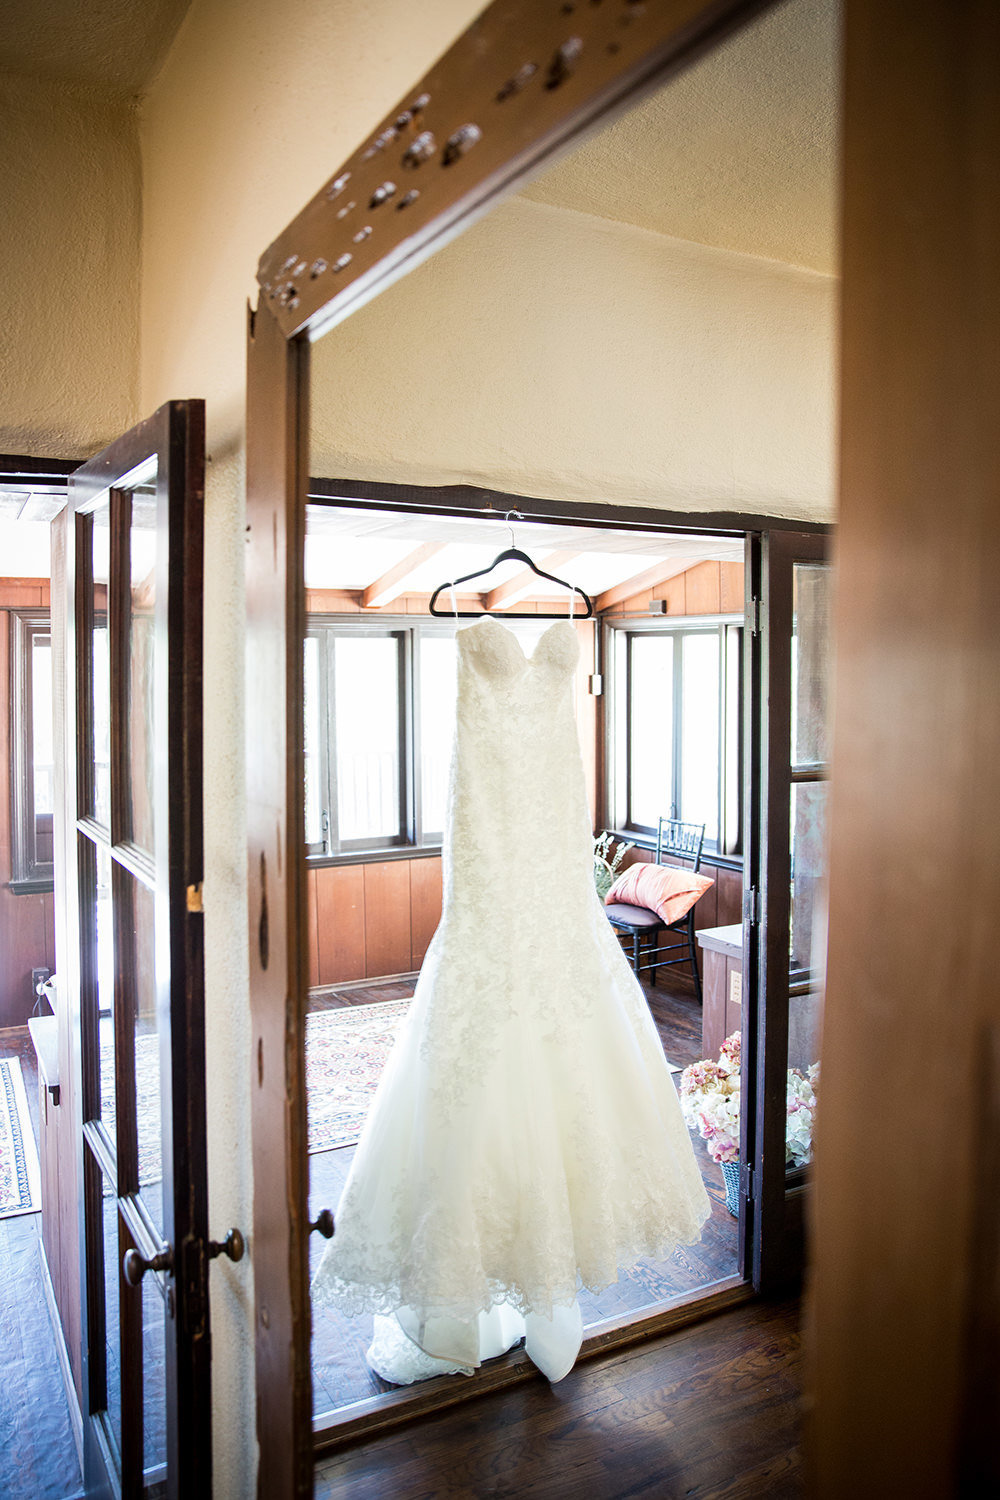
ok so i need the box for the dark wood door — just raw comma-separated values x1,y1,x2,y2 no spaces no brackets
745,528,831,1291
64,402,210,1498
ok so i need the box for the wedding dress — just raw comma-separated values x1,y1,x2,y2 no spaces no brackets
312,617,711,1383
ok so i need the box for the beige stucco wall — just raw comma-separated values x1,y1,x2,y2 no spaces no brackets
311,194,837,520
137,3,482,1494
0,73,140,457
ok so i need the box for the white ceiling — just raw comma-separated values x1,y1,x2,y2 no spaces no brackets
521,0,840,274
304,505,743,603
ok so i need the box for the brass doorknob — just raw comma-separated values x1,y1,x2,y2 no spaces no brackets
123,1246,173,1286
208,1228,246,1263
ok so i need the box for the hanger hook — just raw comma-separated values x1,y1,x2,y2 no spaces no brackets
503,508,523,549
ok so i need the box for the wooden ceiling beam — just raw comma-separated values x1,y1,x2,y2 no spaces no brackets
594,557,696,613
361,541,445,608
483,550,581,611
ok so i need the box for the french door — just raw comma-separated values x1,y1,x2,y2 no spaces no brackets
746,529,831,1290
63,403,215,1498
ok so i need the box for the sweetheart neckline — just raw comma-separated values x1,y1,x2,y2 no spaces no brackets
457,616,576,666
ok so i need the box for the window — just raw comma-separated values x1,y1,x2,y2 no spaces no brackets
305,617,547,856
308,617,538,858
9,609,54,889
606,618,742,855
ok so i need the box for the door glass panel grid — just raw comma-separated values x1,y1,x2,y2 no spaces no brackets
125,478,159,859
78,831,115,1146
69,402,207,1498
785,560,831,1184
76,506,111,832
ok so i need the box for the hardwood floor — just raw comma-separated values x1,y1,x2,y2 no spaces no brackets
314,1295,803,1499
308,972,740,1416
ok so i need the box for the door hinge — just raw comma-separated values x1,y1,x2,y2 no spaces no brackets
742,1162,756,1201
186,882,204,914
749,597,761,636
744,886,760,925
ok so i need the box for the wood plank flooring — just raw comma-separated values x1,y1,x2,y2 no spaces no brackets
314,1295,803,1499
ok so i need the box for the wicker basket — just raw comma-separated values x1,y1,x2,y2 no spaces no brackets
720,1159,741,1218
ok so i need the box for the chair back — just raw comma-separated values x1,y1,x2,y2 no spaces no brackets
656,817,705,872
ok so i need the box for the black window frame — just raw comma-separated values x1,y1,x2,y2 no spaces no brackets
603,612,744,858
9,606,55,892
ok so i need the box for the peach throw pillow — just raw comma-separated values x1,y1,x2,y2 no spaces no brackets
604,863,714,924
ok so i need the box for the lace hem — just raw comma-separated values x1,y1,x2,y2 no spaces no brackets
311,1216,711,1323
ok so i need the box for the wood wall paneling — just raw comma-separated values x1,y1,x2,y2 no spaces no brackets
657,571,689,615
617,560,743,618
409,858,443,971
362,861,412,978
315,864,366,985
306,868,320,988
720,561,744,614
683,561,722,615
715,865,743,927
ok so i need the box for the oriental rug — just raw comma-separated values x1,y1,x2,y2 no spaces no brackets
307,1000,410,1155
0,1057,41,1219
97,1000,411,1190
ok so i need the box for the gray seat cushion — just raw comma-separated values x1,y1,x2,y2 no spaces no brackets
605,902,662,930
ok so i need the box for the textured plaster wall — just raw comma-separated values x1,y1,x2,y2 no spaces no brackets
0,73,140,457
137,2,482,1494
311,195,837,521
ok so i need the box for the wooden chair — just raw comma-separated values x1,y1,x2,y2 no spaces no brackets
605,818,707,1002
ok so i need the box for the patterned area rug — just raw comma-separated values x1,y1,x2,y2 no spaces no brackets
94,1001,410,1188
307,1000,410,1154
100,1033,162,1190
0,1057,41,1219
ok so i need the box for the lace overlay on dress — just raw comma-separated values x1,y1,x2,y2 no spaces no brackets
312,618,711,1373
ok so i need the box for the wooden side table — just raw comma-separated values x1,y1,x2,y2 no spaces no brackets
696,924,743,1060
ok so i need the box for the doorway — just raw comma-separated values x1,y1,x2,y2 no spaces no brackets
244,0,838,1480
299,499,753,1422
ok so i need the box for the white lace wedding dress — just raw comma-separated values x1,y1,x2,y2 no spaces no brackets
312,617,710,1384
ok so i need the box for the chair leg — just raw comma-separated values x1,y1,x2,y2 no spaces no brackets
687,912,703,1005
632,931,641,975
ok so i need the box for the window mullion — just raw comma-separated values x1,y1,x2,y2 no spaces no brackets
672,631,683,823
409,627,423,846
400,629,415,846
324,630,340,855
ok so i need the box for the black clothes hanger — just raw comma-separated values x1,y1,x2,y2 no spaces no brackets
429,547,594,619
428,512,594,620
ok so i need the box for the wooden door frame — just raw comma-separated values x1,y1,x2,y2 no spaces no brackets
245,0,803,1491
751,528,829,1291
63,402,209,1498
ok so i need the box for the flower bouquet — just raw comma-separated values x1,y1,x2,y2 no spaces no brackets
679,1032,820,1212
593,831,634,901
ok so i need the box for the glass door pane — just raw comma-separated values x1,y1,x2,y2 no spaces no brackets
750,529,830,1290
91,500,112,829
629,633,674,829
127,479,159,856
333,634,403,842
67,403,209,1497
792,561,833,768
680,632,720,841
